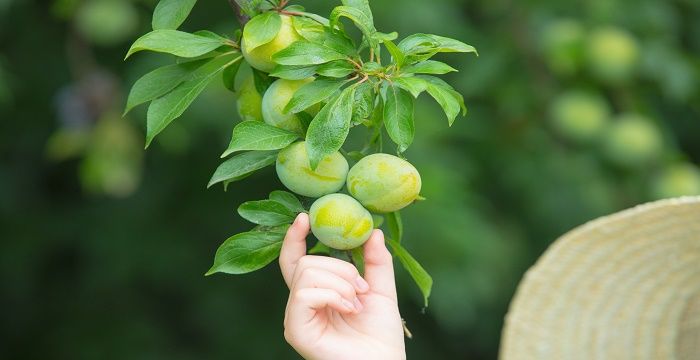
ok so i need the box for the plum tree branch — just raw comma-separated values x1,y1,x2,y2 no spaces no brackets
227,0,250,26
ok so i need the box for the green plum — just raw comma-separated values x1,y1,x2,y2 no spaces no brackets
586,27,639,83
75,0,139,46
262,78,319,134
309,193,374,250
241,14,301,72
540,19,585,75
651,163,700,199
347,153,422,213
602,114,664,168
276,141,348,198
550,90,610,143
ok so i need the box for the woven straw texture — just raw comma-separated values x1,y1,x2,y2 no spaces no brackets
500,197,700,360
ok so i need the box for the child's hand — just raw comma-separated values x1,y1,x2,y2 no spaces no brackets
279,213,406,360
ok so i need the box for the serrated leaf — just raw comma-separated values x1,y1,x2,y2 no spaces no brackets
125,30,227,59
383,85,414,153
329,6,377,49
238,200,297,226
421,76,464,125
242,11,282,52
208,150,278,188
398,33,477,63
402,60,457,75
272,40,347,65
392,76,427,98
386,238,432,307
145,55,241,146
385,211,403,243
352,81,374,124
284,78,347,114
222,121,299,157
316,60,355,78
269,64,318,80
383,40,405,66
152,0,197,30
306,86,356,169
124,59,205,115
206,227,288,275
269,190,305,213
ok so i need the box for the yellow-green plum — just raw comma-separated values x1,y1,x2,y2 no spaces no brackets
76,0,138,46
309,193,374,250
540,19,585,75
650,163,700,199
603,114,663,168
347,153,422,213
586,27,639,83
241,14,301,72
276,141,349,198
550,90,610,143
262,78,319,134
235,65,263,121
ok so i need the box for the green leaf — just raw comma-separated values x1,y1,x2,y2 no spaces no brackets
309,241,330,255
125,30,227,59
385,211,403,243
242,11,282,52
152,0,197,30
402,60,457,75
222,58,242,92
269,64,318,80
306,86,356,169
398,33,477,63
234,0,264,18
386,238,432,307
146,55,241,147
293,16,356,56
383,40,405,66
238,200,297,226
222,121,299,157
329,6,377,49
124,60,204,115
206,227,288,275
316,60,355,78
252,68,274,94
392,76,427,98
421,76,464,125
284,78,347,114
269,190,305,213
351,81,374,124
341,0,374,23
351,247,365,274
383,85,414,153
208,150,278,188
272,40,347,66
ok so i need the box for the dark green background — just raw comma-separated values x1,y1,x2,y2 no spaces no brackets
2,0,699,358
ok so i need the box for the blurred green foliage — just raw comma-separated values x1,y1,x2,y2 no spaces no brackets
1,0,699,359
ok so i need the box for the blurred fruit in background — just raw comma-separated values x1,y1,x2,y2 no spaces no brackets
650,163,700,200
75,0,139,46
549,90,610,143
586,27,639,84
602,114,664,169
234,64,264,122
539,19,585,76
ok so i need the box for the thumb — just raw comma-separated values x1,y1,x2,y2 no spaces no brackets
279,213,310,288
362,229,397,301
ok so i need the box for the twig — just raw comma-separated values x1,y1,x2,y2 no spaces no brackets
227,0,250,26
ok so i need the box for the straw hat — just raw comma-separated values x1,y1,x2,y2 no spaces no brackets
500,196,700,360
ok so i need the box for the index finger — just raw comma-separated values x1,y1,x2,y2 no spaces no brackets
279,213,310,288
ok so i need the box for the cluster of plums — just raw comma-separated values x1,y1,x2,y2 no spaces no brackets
235,14,422,250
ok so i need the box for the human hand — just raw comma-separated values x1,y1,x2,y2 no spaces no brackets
279,213,406,360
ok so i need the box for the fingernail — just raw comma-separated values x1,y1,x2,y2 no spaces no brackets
341,298,354,311
293,213,302,225
353,297,363,312
356,276,370,292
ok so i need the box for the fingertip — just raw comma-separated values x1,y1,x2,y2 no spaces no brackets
363,229,391,263
294,212,309,229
